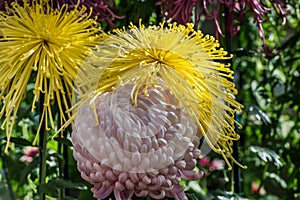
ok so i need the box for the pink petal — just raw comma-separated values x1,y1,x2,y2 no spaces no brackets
114,190,134,200
93,186,113,199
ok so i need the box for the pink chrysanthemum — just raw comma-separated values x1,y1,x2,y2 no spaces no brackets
54,0,122,27
157,0,288,44
72,84,204,199
0,0,121,27
69,21,245,199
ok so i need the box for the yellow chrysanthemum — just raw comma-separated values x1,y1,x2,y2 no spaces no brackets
0,0,102,153
74,21,246,170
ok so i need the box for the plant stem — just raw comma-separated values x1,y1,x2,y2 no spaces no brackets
39,94,47,200
63,132,70,196
39,129,47,200
0,144,15,200
60,82,71,197
58,142,63,200
258,163,268,193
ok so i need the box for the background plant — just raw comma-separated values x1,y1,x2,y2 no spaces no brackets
0,0,299,200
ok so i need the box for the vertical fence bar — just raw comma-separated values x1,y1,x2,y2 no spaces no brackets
224,6,241,194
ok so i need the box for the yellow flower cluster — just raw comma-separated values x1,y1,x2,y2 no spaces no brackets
74,21,245,169
0,0,102,153
0,1,244,169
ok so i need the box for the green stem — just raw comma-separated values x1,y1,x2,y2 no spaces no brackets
39,129,47,200
0,144,15,200
258,163,269,191
63,138,70,196
39,93,47,200
57,142,63,200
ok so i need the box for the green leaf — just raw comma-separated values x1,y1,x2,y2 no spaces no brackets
62,196,78,200
185,191,207,200
188,181,204,194
212,190,249,200
23,175,37,200
249,146,282,167
53,137,73,147
46,179,87,190
232,48,257,57
19,157,39,187
265,172,287,188
247,105,271,124
48,152,64,161
39,182,58,197
1,137,32,146
40,179,88,198
258,195,280,200
272,68,286,83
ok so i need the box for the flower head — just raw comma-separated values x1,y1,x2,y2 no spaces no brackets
157,0,288,44
53,0,122,27
73,84,204,199
71,21,245,199
0,0,122,27
74,21,244,169
0,0,101,153
251,182,266,196
209,158,225,171
200,156,210,166
200,157,225,171
20,146,39,164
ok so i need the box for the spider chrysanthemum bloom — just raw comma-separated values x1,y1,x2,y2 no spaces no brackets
72,21,245,199
0,0,102,153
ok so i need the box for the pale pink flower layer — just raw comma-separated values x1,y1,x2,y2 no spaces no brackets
72,84,204,199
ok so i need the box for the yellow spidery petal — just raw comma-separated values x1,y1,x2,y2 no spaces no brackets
72,20,246,169
0,0,103,153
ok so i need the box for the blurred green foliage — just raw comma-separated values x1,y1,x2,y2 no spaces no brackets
0,0,299,200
